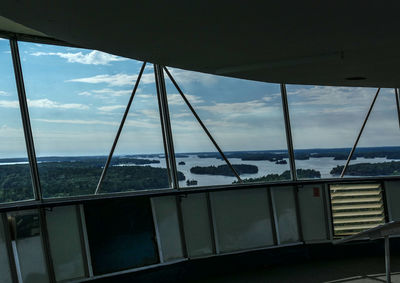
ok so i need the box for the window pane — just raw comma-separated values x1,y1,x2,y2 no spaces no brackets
334,89,400,177
19,42,167,197
165,68,290,188
0,38,34,203
100,67,170,193
287,85,377,179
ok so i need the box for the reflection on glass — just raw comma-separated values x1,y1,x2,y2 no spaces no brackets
19,42,167,197
0,39,34,203
165,68,290,188
287,85,379,179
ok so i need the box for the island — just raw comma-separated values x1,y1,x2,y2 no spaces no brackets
186,179,198,186
275,160,287,165
178,161,186,165
235,169,321,183
331,161,400,176
190,164,258,176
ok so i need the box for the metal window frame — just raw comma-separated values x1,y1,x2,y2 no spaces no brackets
9,39,42,201
280,83,297,181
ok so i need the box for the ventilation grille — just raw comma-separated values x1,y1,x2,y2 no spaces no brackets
330,183,386,238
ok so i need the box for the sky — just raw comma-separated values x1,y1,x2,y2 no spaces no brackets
0,38,399,158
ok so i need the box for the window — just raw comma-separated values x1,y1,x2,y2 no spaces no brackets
165,68,290,188
0,38,34,203
19,42,169,197
287,85,379,179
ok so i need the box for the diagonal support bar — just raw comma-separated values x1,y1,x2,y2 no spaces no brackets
395,88,400,129
280,83,297,180
95,62,147,194
163,67,242,182
340,88,380,177
154,64,179,189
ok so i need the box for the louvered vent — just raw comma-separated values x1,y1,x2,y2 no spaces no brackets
330,183,386,238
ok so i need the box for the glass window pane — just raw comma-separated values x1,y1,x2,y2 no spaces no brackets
165,68,290,188
100,67,170,193
84,198,158,275
287,85,377,179
334,89,400,177
19,42,167,197
0,38,34,203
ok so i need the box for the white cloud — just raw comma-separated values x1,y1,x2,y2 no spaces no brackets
0,91,10,97
78,91,92,96
167,93,204,105
31,50,128,65
0,100,19,108
92,88,131,97
98,105,126,112
27,99,89,110
197,100,276,117
34,118,118,126
167,68,219,86
68,73,154,86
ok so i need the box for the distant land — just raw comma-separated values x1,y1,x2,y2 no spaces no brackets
190,164,258,176
331,161,400,176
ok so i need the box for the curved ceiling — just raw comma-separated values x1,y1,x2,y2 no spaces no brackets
1,1,400,87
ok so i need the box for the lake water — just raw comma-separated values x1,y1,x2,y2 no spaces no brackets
134,155,398,187
1,155,397,188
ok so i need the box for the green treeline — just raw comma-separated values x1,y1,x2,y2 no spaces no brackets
236,169,321,183
331,161,400,176
190,164,258,176
0,162,185,203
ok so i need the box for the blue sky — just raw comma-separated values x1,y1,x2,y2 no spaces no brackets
0,38,399,158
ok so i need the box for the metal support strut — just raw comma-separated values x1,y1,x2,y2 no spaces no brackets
10,39,43,200
154,65,180,189
395,88,400,129
95,62,147,194
341,88,380,178
280,83,297,180
163,67,242,182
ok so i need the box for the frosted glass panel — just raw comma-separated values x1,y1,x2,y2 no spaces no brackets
152,196,184,261
0,215,12,283
212,188,274,253
272,186,300,244
46,206,86,281
10,210,49,283
181,193,213,257
298,185,328,242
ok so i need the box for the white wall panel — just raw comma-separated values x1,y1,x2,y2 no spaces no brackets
212,188,274,253
152,196,184,261
10,210,49,283
46,206,86,281
272,186,300,244
181,193,213,258
0,215,12,283
298,185,328,242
